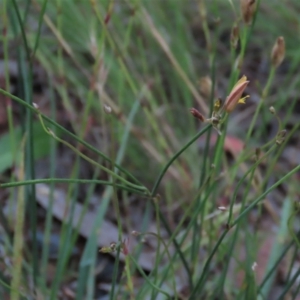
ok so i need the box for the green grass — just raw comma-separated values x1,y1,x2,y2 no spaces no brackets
0,0,300,299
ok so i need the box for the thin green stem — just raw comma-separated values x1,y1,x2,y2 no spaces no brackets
31,0,48,62
10,137,25,300
227,144,277,225
233,165,300,226
129,255,171,299
0,88,142,186
278,266,300,300
0,178,148,195
36,108,147,192
257,234,298,295
246,67,276,142
190,229,229,299
288,205,300,249
150,124,211,290
190,163,300,297
11,0,39,289
151,124,211,196
11,0,30,62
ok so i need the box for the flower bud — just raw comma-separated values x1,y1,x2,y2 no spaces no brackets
190,108,205,122
240,0,256,25
271,36,285,68
269,106,276,114
224,75,249,113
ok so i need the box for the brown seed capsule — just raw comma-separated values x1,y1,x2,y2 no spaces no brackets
276,129,287,145
199,76,212,99
230,24,239,49
271,36,285,68
240,0,256,25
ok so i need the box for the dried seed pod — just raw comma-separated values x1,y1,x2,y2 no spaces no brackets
230,24,239,49
276,129,287,145
271,36,285,68
240,0,256,25
199,76,212,99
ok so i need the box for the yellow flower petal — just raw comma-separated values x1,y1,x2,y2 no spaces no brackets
214,98,222,112
238,95,249,104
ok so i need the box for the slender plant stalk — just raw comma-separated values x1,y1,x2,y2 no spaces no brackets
11,0,39,288
129,255,171,298
40,81,57,293
36,108,147,192
277,266,300,300
31,0,48,62
0,88,142,185
227,144,277,225
0,178,148,195
190,163,300,298
151,124,211,290
246,66,276,143
257,237,295,293
10,137,26,300
151,125,211,196
1,0,16,242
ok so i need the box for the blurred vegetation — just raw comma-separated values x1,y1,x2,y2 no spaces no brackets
0,0,300,299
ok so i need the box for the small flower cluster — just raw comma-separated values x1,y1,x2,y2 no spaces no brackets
191,75,250,134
